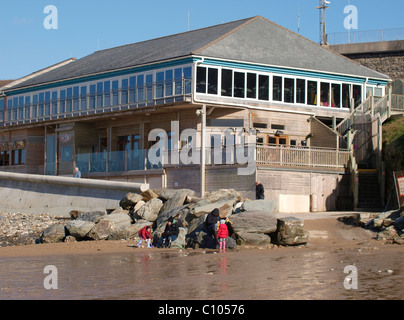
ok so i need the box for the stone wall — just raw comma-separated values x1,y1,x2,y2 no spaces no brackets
344,52,404,81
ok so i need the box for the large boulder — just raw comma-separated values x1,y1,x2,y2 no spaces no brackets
88,219,116,240
96,212,132,230
274,217,310,246
231,210,277,234
157,188,196,201
109,220,152,240
236,232,272,246
134,198,163,222
77,211,106,222
65,220,96,240
159,189,195,214
170,227,187,248
197,189,242,205
141,189,159,202
193,199,236,218
119,192,143,210
41,224,66,243
241,200,278,214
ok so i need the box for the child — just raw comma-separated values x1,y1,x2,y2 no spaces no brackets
216,219,229,253
137,225,152,248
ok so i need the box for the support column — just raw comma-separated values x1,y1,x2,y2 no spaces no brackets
200,104,206,197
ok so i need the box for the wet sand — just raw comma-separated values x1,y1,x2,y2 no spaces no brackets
0,218,403,300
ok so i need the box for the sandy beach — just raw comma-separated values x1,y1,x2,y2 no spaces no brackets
0,214,403,300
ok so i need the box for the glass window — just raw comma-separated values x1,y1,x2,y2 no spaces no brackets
307,81,317,106
45,92,51,116
234,72,245,98
174,68,183,95
165,69,173,96
284,78,295,103
331,83,341,108
112,80,119,105
61,145,73,162
247,73,257,99
90,84,96,109
258,75,269,101
183,67,192,94
25,96,31,119
129,77,136,103
96,82,104,108
208,68,218,95
221,69,233,97
104,81,111,107
0,99,4,122
342,84,351,109
59,91,65,113
196,67,206,93
39,93,44,116
353,85,362,108
296,79,306,104
374,87,383,97
80,86,87,110
273,76,282,102
366,86,373,98
66,88,72,112
51,92,57,114
156,72,165,98
146,74,153,101
73,86,79,111
320,82,330,107
121,79,128,105
137,75,144,102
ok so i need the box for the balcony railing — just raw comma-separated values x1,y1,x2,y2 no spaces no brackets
1,78,192,126
75,144,351,175
256,144,351,170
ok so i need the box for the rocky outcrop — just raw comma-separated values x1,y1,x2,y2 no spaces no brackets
30,187,311,249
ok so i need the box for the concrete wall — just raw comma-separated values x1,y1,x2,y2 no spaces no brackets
0,172,149,217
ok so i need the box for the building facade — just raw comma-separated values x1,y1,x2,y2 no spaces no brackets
0,16,392,211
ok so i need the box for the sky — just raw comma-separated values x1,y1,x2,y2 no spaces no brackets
1,0,404,80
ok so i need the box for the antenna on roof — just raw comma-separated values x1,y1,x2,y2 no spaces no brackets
188,10,190,31
316,0,330,45
298,4,301,34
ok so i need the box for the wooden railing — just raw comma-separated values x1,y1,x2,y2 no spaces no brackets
256,144,350,170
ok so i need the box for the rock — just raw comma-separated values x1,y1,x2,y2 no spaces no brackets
377,226,398,241
88,220,116,240
41,224,66,243
64,235,77,243
198,189,242,205
274,217,309,246
141,189,159,202
170,227,187,248
236,232,272,246
231,210,278,234
157,188,196,201
77,211,106,222
96,213,132,230
193,199,236,218
155,205,191,236
159,189,195,214
65,220,96,240
134,198,163,222
241,200,278,214
69,210,82,219
119,192,143,210
133,200,145,213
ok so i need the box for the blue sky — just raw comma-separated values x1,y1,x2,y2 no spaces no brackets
1,0,404,79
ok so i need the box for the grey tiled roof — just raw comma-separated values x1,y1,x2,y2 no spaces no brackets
6,16,389,92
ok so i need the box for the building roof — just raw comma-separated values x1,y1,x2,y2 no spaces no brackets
0,80,14,90
5,16,389,92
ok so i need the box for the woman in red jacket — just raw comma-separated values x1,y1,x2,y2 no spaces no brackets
216,219,229,253
137,225,152,248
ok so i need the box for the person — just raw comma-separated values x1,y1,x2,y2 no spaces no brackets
216,219,229,253
256,181,265,200
73,167,81,178
137,225,152,248
206,208,220,239
160,217,179,248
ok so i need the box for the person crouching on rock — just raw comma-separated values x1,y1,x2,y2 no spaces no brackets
137,225,152,248
160,217,179,248
206,208,220,240
217,219,229,253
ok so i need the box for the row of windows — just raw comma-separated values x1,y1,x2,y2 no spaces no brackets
0,67,192,122
0,149,25,166
196,66,383,109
